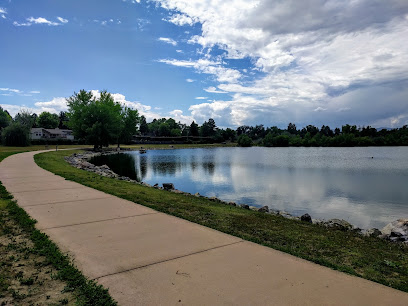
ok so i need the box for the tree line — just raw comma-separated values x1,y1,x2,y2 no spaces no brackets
0,106,71,146
1,89,407,148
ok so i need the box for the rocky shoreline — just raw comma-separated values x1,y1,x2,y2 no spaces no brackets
64,150,408,244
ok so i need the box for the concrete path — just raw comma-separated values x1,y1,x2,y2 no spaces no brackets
1,151,407,305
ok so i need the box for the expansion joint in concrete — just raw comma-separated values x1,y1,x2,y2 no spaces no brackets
94,240,244,281
13,186,88,194
42,212,160,230
23,196,113,207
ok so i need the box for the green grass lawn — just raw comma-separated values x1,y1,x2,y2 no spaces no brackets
35,149,408,293
0,144,91,162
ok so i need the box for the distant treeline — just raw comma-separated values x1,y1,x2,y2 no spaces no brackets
140,117,408,147
2,95,407,148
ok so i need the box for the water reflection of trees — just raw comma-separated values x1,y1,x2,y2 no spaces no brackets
149,155,183,176
91,151,218,181
202,155,215,175
142,154,216,177
91,153,140,181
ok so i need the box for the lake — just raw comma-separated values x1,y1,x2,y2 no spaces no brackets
90,147,408,229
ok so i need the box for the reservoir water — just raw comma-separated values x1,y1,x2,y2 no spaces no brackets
90,147,408,229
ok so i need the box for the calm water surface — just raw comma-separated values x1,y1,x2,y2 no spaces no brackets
91,147,408,229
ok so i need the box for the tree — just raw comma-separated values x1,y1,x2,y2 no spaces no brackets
190,121,199,136
1,122,30,146
0,106,12,130
237,125,250,136
287,123,297,134
159,122,171,136
38,111,59,129
58,111,69,129
263,132,274,147
248,125,265,140
14,110,36,129
237,134,252,147
222,128,236,142
139,115,148,135
320,125,333,137
32,113,39,128
200,118,217,137
67,90,122,149
118,107,139,146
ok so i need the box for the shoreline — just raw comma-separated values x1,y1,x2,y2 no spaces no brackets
65,149,408,243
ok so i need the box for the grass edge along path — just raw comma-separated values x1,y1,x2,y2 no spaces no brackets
0,150,117,305
35,150,408,293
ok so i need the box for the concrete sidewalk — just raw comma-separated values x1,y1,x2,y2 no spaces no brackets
1,151,407,305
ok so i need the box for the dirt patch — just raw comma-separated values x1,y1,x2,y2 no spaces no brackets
0,209,75,306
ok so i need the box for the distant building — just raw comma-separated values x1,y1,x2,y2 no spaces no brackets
30,128,74,140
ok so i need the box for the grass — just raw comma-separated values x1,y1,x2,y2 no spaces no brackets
0,181,117,305
0,145,117,305
35,149,408,293
0,144,90,162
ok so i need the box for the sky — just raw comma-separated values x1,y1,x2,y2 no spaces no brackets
1,0,408,129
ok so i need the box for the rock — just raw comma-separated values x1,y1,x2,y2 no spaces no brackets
300,213,312,223
209,197,219,202
171,189,184,194
381,219,408,239
153,183,159,189
278,211,294,219
228,202,236,206
258,206,269,213
250,206,258,211
365,228,382,238
312,219,324,225
163,183,175,190
325,219,353,231
352,227,363,235
194,192,201,197
240,204,250,210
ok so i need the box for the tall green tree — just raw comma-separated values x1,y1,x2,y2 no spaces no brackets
200,118,217,137
58,111,70,129
14,110,36,129
288,122,297,134
67,90,122,149
0,106,12,130
118,107,139,146
139,115,148,135
190,121,199,136
38,111,59,129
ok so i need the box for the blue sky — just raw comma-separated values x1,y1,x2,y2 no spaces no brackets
1,0,408,129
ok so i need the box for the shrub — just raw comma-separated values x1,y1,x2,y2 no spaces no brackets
237,134,252,147
1,123,30,146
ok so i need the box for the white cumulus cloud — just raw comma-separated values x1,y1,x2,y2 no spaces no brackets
152,0,408,128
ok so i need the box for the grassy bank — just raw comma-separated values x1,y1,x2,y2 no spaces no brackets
0,144,90,162
0,146,117,305
35,149,408,293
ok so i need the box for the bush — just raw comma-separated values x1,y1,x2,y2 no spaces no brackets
237,134,252,147
263,132,274,147
1,123,30,146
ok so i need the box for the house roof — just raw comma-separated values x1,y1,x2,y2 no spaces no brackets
31,128,72,134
